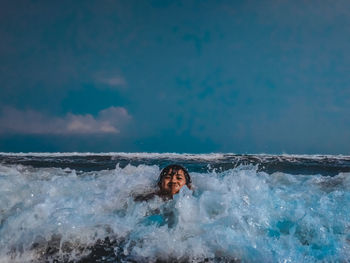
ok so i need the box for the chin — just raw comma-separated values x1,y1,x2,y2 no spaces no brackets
172,189,180,195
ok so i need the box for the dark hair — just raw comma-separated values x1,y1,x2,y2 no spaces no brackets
158,164,192,187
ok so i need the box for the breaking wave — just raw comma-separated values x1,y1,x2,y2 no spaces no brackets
0,153,350,262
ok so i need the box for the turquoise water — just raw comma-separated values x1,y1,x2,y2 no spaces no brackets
0,153,349,262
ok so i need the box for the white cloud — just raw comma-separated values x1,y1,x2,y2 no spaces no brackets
94,71,127,89
0,106,131,135
98,76,126,87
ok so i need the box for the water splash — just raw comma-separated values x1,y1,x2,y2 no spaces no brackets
0,160,350,262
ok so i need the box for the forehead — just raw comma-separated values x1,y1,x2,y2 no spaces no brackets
166,168,185,176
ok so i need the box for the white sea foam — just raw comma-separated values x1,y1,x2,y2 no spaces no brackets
0,163,350,262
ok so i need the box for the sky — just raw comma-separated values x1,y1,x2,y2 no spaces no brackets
0,0,350,154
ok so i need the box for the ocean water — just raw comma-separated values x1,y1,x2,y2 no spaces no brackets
0,153,350,263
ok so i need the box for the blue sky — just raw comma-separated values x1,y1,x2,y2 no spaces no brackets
0,0,350,154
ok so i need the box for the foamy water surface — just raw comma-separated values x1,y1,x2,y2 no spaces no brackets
0,153,350,262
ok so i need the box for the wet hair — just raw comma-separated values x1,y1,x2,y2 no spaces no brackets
157,164,192,188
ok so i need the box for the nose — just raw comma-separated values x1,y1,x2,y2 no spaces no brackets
170,175,177,183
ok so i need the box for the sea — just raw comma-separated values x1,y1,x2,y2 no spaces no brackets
0,152,350,263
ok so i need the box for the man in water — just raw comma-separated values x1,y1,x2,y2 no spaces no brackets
133,164,192,229
134,164,192,201
157,164,192,199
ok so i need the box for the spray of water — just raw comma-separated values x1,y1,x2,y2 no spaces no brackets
0,163,349,262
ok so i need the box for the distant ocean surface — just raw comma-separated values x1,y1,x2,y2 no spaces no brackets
1,152,350,262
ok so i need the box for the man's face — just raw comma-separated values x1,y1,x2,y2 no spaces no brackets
160,169,187,196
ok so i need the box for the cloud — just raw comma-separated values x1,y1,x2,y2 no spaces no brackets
94,71,127,89
98,76,127,87
0,106,132,135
